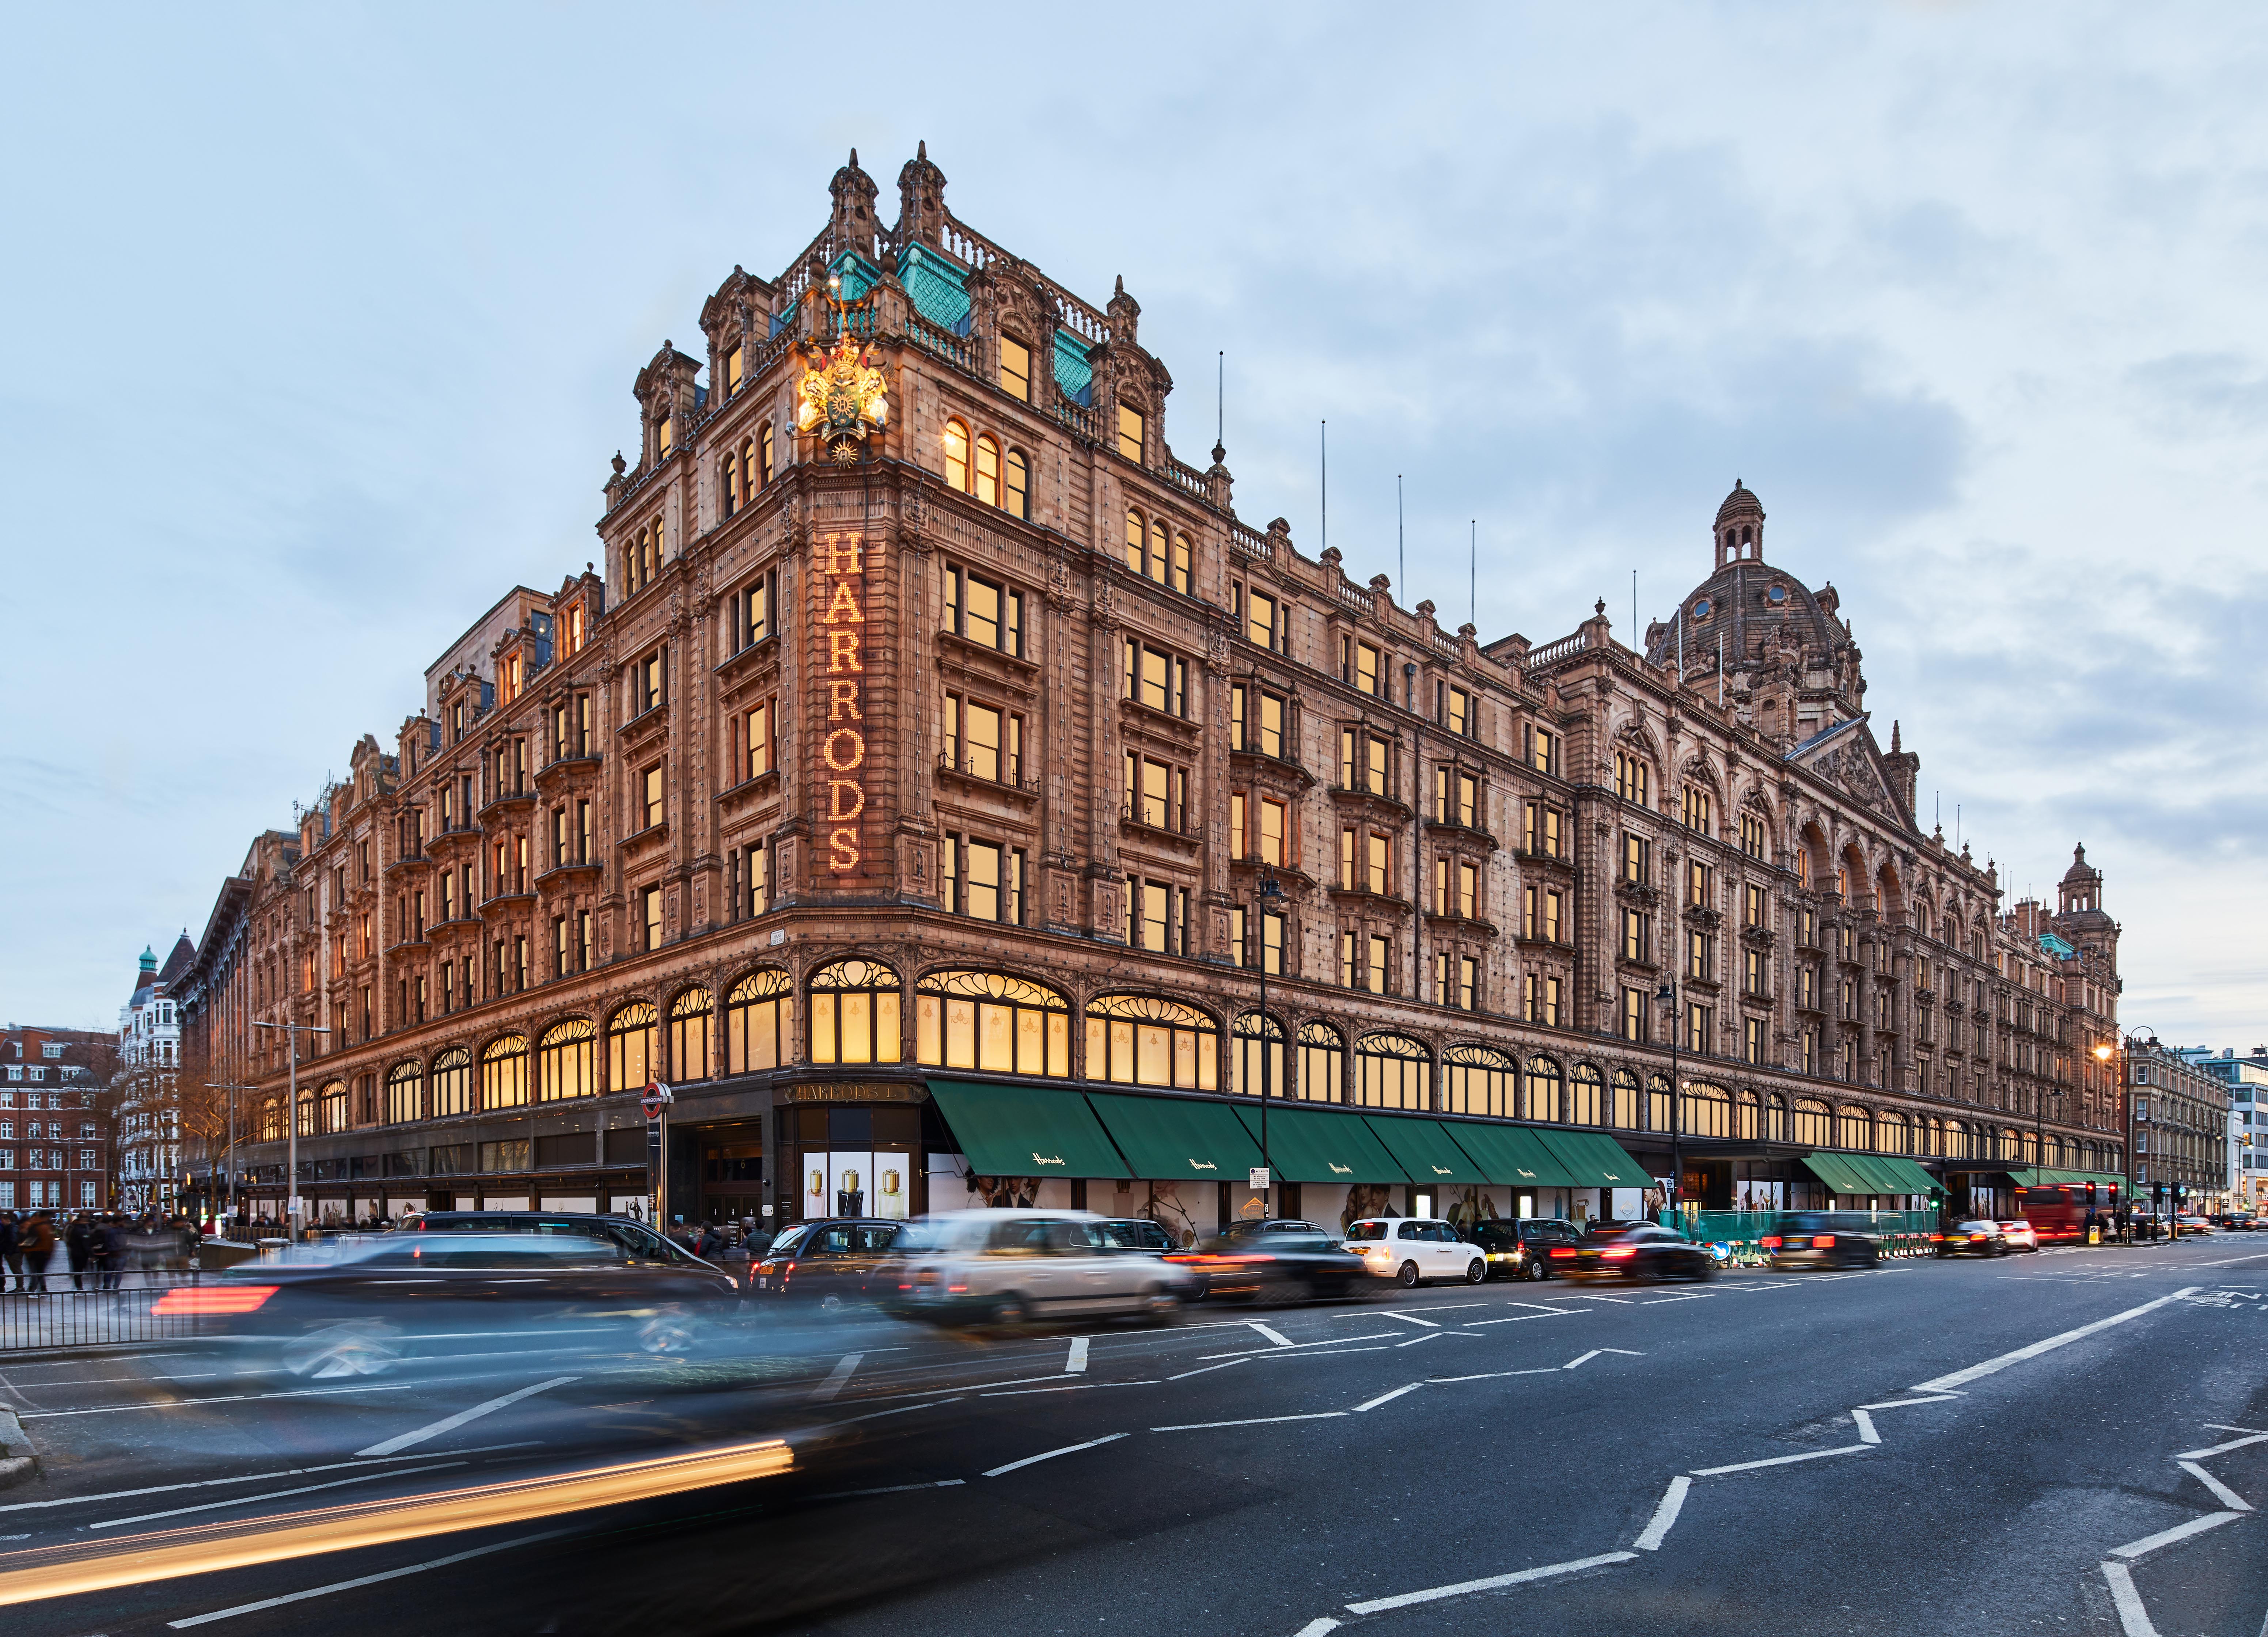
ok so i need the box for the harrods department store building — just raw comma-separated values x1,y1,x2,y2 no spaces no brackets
175,147,2128,1234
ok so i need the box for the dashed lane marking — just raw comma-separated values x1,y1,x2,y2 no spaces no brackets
165,1531,573,1629
0,1444,542,1515
1425,1369,1558,1383
1290,1621,1343,1637
1064,1337,1088,1375
811,1478,966,1500
1342,1551,1637,1615
1198,1333,1399,1360
980,1432,1127,1478
1851,1409,1881,1445
1468,1310,1578,1325
809,1354,863,1403
92,1461,471,1531
979,1381,1159,1397
1375,1312,1442,1329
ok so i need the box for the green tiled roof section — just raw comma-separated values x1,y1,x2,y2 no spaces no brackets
1054,327,1094,403
898,243,971,332
828,250,882,303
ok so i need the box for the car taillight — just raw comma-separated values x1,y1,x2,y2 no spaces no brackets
1603,1247,1634,1260
1811,1235,1835,1249
1760,1236,1782,1249
946,1283,968,1294
152,1285,277,1316
1548,1248,1574,1259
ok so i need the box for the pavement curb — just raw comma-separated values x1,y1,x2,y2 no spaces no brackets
0,1406,40,1490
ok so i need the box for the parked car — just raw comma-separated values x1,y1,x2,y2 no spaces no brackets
1549,1223,1714,1282
1936,1219,2009,1258
1996,1219,2040,1252
1761,1211,1882,1269
1097,1218,1182,1252
750,1218,913,1305
888,1209,1199,1325
1168,1225,1373,1301
161,1231,742,1378
1461,1218,1584,1281
1342,1218,1487,1287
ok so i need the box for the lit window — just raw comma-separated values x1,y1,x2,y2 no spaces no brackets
641,885,662,951
725,970,793,1073
943,419,970,491
608,1003,656,1089
1003,448,1029,519
758,423,775,485
809,958,903,1065
1117,404,1145,463
1085,993,1217,1089
917,970,1069,1077
642,764,664,830
1245,589,1277,648
974,434,1000,506
744,702,773,780
1000,337,1031,401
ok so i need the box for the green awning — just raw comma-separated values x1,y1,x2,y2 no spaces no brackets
1087,1091,1264,1183
1844,1154,1939,1195
1532,1128,1651,1189
1362,1116,1489,1185
924,1079,1130,1179
1802,1152,1876,1195
1233,1102,1407,1184
1442,1121,1580,1188
2011,1168,2127,1190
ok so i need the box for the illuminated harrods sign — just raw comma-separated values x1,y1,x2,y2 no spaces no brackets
818,530,879,874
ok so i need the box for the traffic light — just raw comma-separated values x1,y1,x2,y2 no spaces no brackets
2085,1181,2098,1208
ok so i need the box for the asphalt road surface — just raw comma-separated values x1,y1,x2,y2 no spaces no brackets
1,1235,2264,1636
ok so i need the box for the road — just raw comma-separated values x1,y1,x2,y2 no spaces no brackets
1,1236,2264,1635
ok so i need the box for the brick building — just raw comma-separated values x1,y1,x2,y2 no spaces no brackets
0,1023,112,1213
178,147,2123,1234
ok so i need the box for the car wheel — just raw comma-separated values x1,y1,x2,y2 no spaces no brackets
990,1294,1031,1328
1691,1256,1715,1282
282,1321,399,1379
636,1305,704,1356
1464,1258,1487,1284
1397,1260,1422,1288
1140,1283,1182,1323
1525,1258,1550,1282
817,1292,845,1314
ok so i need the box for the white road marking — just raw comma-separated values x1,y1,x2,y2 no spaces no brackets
1152,1412,1348,1431
1198,1333,1397,1360
1394,1333,1445,1348
2108,1509,2242,1559
354,1376,575,1459
809,1353,864,1402
1343,1550,1636,1614
1290,1621,1343,1637
2177,1460,2250,1511
2178,1432,2268,1459
1353,1382,1423,1412
1640,1293,1715,1304
0,1444,539,1515
981,1431,1128,1477
1632,1475,1690,1551
1403,1303,1489,1313
980,1380,1158,1397
23,1382,428,1418
1468,1311,1577,1326
2099,1560,2159,1637
1377,1312,1442,1329
1427,1368,1559,1383
1063,1337,1089,1375
840,1397,962,1424
812,1479,966,1499
1564,1351,1602,1369
2191,1252,2268,1266
2201,1423,2268,1435
1553,1292,1633,1304
1691,1444,1872,1477
1492,1300,1581,1315
1857,1395,1961,1411
92,1461,469,1530
1248,1322,1294,1348
1909,1288,2200,1392
166,1531,571,1627
1168,1359,1252,1381
1851,1409,1881,1445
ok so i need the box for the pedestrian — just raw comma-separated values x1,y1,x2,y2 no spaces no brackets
89,1215,115,1292
65,1212,92,1291
0,1210,19,1293
19,1211,57,1295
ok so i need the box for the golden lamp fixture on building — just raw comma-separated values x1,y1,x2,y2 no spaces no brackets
796,334,890,463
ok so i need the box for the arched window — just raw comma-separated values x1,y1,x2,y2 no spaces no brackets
1004,448,1029,519
1570,1063,1605,1126
537,1019,595,1101
1880,1110,1911,1155
810,958,903,1065
431,1047,472,1118
916,969,1070,1078
758,423,775,487
1610,1068,1641,1129
1171,531,1192,595
1085,993,1219,1090
607,1003,656,1091
1124,509,1145,574
1682,1081,1730,1139
974,434,1000,507
740,438,756,505
943,419,970,491
1837,1105,1871,1152
1767,1093,1789,1143
1148,519,1169,584
725,969,793,1074
1793,1098,1832,1147
670,987,713,1081
1298,1020,1345,1103
314,1079,346,1135
1231,1011,1286,1099
1526,1056,1565,1123
385,1060,422,1124
1648,1074,1673,1132
1734,1089,1760,1141
1354,1033,1431,1111
1443,1042,1516,1118
482,1034,528,1109
258,1097,282,1142
721,453,742,519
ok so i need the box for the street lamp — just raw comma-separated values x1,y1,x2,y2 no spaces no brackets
1256,874,1281,1215
1656,977,1682,1223
250,1019,330,1240
206,1078,260,1235
2094,1027,2159,1243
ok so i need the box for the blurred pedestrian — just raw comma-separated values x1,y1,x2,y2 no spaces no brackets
19,1212,56,1295
65,1212,92,1290
89,1215,116,1291
0,1210,20,1293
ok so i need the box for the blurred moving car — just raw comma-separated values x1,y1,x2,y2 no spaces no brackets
1760,1211,1882,1270
159,1231,741,1378
1097,1218,1180,1252
1167,1224,1372,1301
751,1218,913,1305
1549,1223,1714,1282
1935,1219,2009,1257
2212,1211,2258,1231
1342,1218,1486,1287
2176,1213,2214,1234
1461,1218,1582,1281
891,1209,1199,1325
1996,1219,2040,1252
394,1210,727,1273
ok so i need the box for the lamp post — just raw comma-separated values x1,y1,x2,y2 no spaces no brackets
205,1079,260,1235
1256,874,1281,1215
1657,977,1682,1224
2094,1026,2158,1244
250,1019,329,1240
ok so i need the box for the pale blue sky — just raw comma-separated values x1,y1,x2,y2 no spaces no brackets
4,3,2263,1044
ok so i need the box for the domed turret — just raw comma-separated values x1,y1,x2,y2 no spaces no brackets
1714,479,1764,568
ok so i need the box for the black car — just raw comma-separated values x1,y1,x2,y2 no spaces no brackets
1463,1218,1584,1281
751,1218,913,1305
395,1209,727,1273
161,1230,742,1378
1761,1211,1882,1270
1096,1217,1182,1252
1935,1219,2009,1258
1552,1223,1714,1283
1167,1222,1374,1301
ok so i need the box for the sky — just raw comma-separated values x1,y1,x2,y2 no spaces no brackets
3,2,2262,1046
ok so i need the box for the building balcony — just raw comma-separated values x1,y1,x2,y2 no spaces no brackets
939,751,1038,797
535,861,603,893
1423,816,1498,852
1329,784,1412,824
1423,910,1500,939
480,889,537,919
477,788,538,821
1120,804,1200,845
1229,744,1315,789
535,753,602,790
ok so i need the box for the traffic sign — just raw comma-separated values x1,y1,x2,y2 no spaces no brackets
1249,1167,1270,1190
641,1080,674,1121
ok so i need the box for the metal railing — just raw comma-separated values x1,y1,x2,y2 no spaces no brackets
0,1267,217,1353
1661,1208,1943,1264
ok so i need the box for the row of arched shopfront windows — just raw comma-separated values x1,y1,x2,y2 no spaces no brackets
260,959,2116,1174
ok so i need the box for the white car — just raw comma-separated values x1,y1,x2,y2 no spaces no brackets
1996,1219,2040,1252
1342,1218,1487,1287
890,1208,1199,1325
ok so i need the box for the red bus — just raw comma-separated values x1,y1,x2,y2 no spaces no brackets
2015,1183,2115,1244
